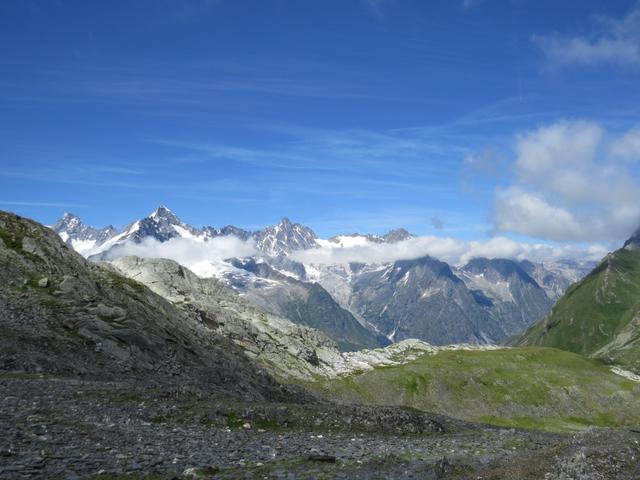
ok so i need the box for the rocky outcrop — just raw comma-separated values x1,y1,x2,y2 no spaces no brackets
110,256,346,380
0,210,306,402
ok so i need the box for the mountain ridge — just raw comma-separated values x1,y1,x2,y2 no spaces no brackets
52,206,594,347
0,209,307,401
515,230,640,373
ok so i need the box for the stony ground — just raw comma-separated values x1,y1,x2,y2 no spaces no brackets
1,375,640,479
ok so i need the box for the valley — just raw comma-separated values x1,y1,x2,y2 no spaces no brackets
3,209,640,478
54,206,594,348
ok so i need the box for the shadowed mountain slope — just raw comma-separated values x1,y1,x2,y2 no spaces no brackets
0,210,306,402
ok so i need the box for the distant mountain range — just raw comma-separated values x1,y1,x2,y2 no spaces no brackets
52,206,597,349
53,206,414,259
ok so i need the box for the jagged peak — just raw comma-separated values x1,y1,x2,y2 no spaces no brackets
385,227,410,236
328,228,412,244
53,212,84,231
149,204,172,216
383,228,413,242
267,217,316,236
148,205,181,224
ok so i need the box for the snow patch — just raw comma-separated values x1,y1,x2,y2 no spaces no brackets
610,366,640,383
172,224,206,243
328,235,372,248
70,239,97,256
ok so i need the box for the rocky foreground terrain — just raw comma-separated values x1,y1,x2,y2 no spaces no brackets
2,210,640,479
2,374,640,479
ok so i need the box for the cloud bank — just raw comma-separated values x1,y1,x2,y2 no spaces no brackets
290,235,607,267
100,230,608,270
105,235,257,265
492,120,640,242
533,4,640,68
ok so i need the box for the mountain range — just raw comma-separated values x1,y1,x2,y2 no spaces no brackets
4,208,640,478
0,210,302,401
52,206,596,349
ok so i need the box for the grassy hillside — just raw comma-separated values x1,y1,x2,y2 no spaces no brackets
516,249,640,373
308,347,640,432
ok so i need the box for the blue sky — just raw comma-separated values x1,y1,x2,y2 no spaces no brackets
1,0,640,247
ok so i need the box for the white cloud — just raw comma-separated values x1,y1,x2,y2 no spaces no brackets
107,235,257,266
533,4,640,68
493,188,585,241
461,237,607,265
94,218,609,271
514,121,603,199
291,235,606,267
101,230,607,271
491,120,640,242
610,125,640,160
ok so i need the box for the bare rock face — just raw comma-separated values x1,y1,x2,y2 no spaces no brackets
52,212,117,253
225,257,389,352
110,257,452,381
0,210,307,402
109,256,346,381
253,217,319,256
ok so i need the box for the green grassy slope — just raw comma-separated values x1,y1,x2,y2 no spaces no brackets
308,347,640,432
515,249,640,373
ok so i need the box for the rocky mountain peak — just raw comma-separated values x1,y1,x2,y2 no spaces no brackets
219,225,251,240
52,212,117,252
255,218,318,256
462,257,538,286
61,211,80,222
328,228,413,245
149,205,181,225
383,228,413,243
53,212,83,231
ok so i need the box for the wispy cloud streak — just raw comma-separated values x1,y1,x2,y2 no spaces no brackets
533,4,640,68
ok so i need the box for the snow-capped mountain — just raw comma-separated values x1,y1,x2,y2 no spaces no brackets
51,205,595,347
56,206,413,260
326,228,413,247
107,205,217,245
299,256,552,344
254,217,319,257
87,206,221,258
52,213,118,255
59,207,320,259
